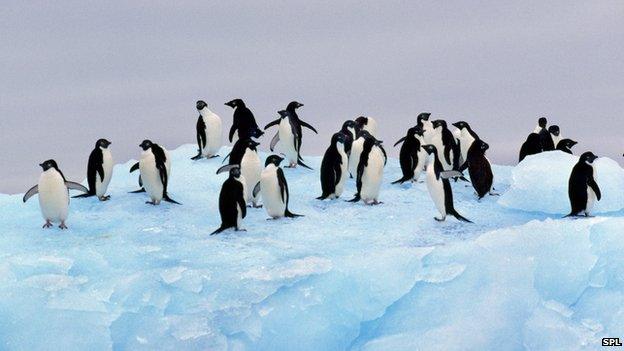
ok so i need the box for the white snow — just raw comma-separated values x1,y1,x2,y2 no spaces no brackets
1,144,623,350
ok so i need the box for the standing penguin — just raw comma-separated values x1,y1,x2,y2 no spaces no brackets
519,133,543,162
339,120,357,155
392,126,427,184
192,100,222,160
431,120,460,171
212,165,247,234
225,99,263,143
536,117,555,151
452,121,480,169
355,116,378,137
223,138,262,207
138,140,180,205
265,108,314,169
422,145,472,222
465,139,495,199
556,139,577,154
23,160,89,229
317,132,349,199
566,152,601,217
548,125,562,149
73,138,113,201
348,135,386,205
253,155,303,219
416,112,434,143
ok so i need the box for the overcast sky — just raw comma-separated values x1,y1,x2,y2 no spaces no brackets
1,1,623,194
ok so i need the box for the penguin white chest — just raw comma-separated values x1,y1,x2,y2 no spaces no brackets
139,151,163,202
38,170,69,222
202,110,223,155
349,138,365,176
422,120,434,143
260,166,286,218
586,166,597,214
360,147,384,201
96,148,114,197
335,144,349,196
241,149,261,202
426,164,446,216
278,119,298,164
459,131,475,164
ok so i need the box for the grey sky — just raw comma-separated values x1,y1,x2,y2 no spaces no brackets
1,1,623,194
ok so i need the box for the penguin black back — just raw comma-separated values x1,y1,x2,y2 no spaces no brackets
519,133,543,162
567,152,601,217
466,139,493,199
318,132,347,199
82,138,111,197
225,138,260,166
212,165,246,235
225,99,263,141
392,126,422,184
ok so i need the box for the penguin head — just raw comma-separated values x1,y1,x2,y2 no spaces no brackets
432,120,447,130
332,132,347,145
409,126,424,138
417,112,431,122
422,144,437,155
247,127,264,139
39,159,59,172
196,100,207,110
96,138,112,149
244,138,261,151
287,101,304,111
356,129,372,140
560,139,577,149
355,116,368,129
342,120,356,132
580,151,598,165
548,125,560,136
139,140,153,151
452,121,470,130
475,139,489,153
225,99,244,108
265,155,284,167
538,117,548,128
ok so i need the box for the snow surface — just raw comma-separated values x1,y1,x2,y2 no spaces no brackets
1,145,623,350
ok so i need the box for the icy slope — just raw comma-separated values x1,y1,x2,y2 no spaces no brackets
0,145,623,350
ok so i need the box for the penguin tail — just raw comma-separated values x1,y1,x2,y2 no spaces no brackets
391,176,409,184
210,226,226,235
163,194,181,205
450,209,473,223
347,194,361,203
316,194,328,200
191,152,203,160
285,210,304,218
72,192,95,198
129,188,146,193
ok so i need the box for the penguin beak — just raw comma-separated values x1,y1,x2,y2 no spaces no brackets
39,163,44,168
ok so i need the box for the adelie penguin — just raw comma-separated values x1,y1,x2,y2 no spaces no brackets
23,159,89,229
253,155,303,219
566,152,601,218
138,140,180,205
556,139,577,154
452,121,479,169
355,116,378,137
339,120,357,155
416,112,433,143
317,132,349,200
431,120,460,171
73,138,113,201
222,137,262,207
265,102,317,168
191,100,222,160
348,134,387,205
225,99,263,143
549,125,562,149
464,139,496,200
392,126,426,184
422,145,472,223
535,117,555,151
212,165,246,235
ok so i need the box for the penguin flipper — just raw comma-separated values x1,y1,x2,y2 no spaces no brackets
228,125,237,143
252,182,262,198
394,137,406,147
130,162,140,173
299,120,318,134
163,194,181,205
216,164,239,175
589,178,602,201
23,185,39,203
65,181,89,194
264,119,280,130
285,209,304,218
450,209,473,223
221,152,231,164
270,132,280,152
276,168,288,204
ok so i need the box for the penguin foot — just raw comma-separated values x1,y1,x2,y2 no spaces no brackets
367,200,383,206
99,195,111,201
191,154,203,160
434,216,446,222
42,220,53,229
59,222,68,230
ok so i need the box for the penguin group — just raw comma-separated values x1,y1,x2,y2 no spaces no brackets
22,98,605,231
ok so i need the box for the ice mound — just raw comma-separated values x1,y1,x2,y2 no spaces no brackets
1,144,623,350
499,151,624,215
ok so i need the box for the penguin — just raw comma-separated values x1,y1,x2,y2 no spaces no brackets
533,117,548,134
556,139,577,154
348,135,387,205
348,129,368,178
416,112,434,143
452,121,480,169
536,117,555,151
548,125,562,149
225,99,264,143
264,107,314,169
138,140,180,205
253,155,303,219
422,145,472,223
73,138,113,201
317,132,349,199
191,100,222,160
392,126,427,184
128,162,145,193
566,151,601,217
431,120,460,171
23,159,89,229
211,165,247,234
355,116,378,137
465,139,495,199
519,133,543,162
339,120,357,155
222,138,262,207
